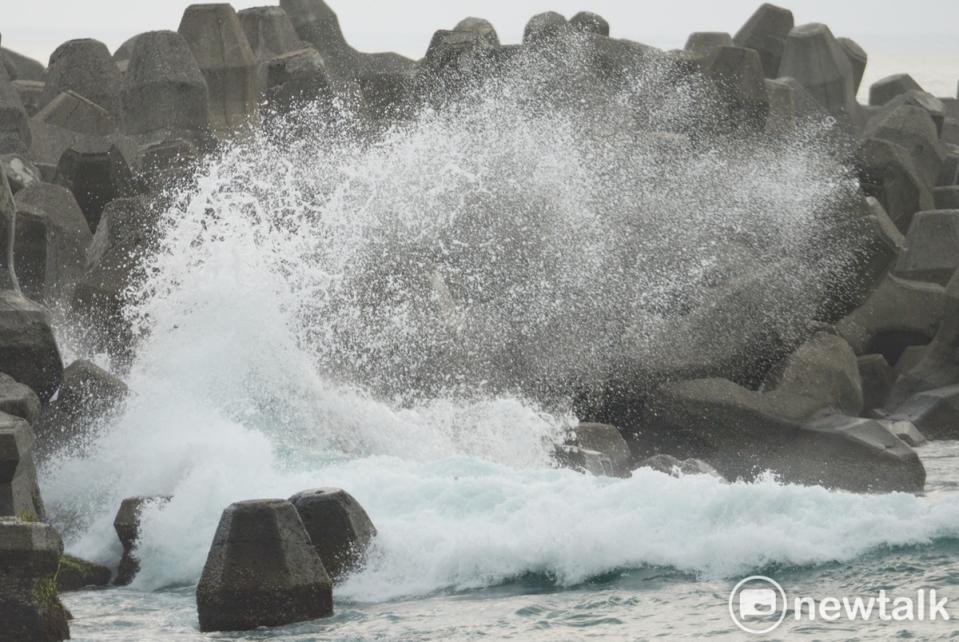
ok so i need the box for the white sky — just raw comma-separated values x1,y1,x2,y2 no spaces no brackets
3,0,958,62
2,1,958,97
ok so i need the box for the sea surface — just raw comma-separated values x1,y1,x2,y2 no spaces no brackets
59,442,959,641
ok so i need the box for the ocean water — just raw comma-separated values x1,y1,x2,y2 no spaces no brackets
56,442,959,641
36,40,959,641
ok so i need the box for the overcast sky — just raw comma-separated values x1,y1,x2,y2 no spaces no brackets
1,0,957,98
3,0,959,64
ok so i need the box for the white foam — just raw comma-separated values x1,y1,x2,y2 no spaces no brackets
39,44,929,603
56,452,959,599
331,462,959,601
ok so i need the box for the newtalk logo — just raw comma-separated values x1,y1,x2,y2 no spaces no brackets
729,576,950,635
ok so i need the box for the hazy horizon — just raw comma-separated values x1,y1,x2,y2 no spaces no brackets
3,1,959,62
2,1,957,99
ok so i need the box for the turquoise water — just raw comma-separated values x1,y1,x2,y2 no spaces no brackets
57,442,959,641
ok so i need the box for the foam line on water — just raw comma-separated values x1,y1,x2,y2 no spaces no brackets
104,456,959,599
331,462,959,601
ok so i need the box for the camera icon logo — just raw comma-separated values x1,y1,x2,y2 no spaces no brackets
729,576,787,634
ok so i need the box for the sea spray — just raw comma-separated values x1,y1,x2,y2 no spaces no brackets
39,37,893,595
128,40,862,402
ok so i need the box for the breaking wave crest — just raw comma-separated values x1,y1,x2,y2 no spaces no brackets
39,38,952,600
